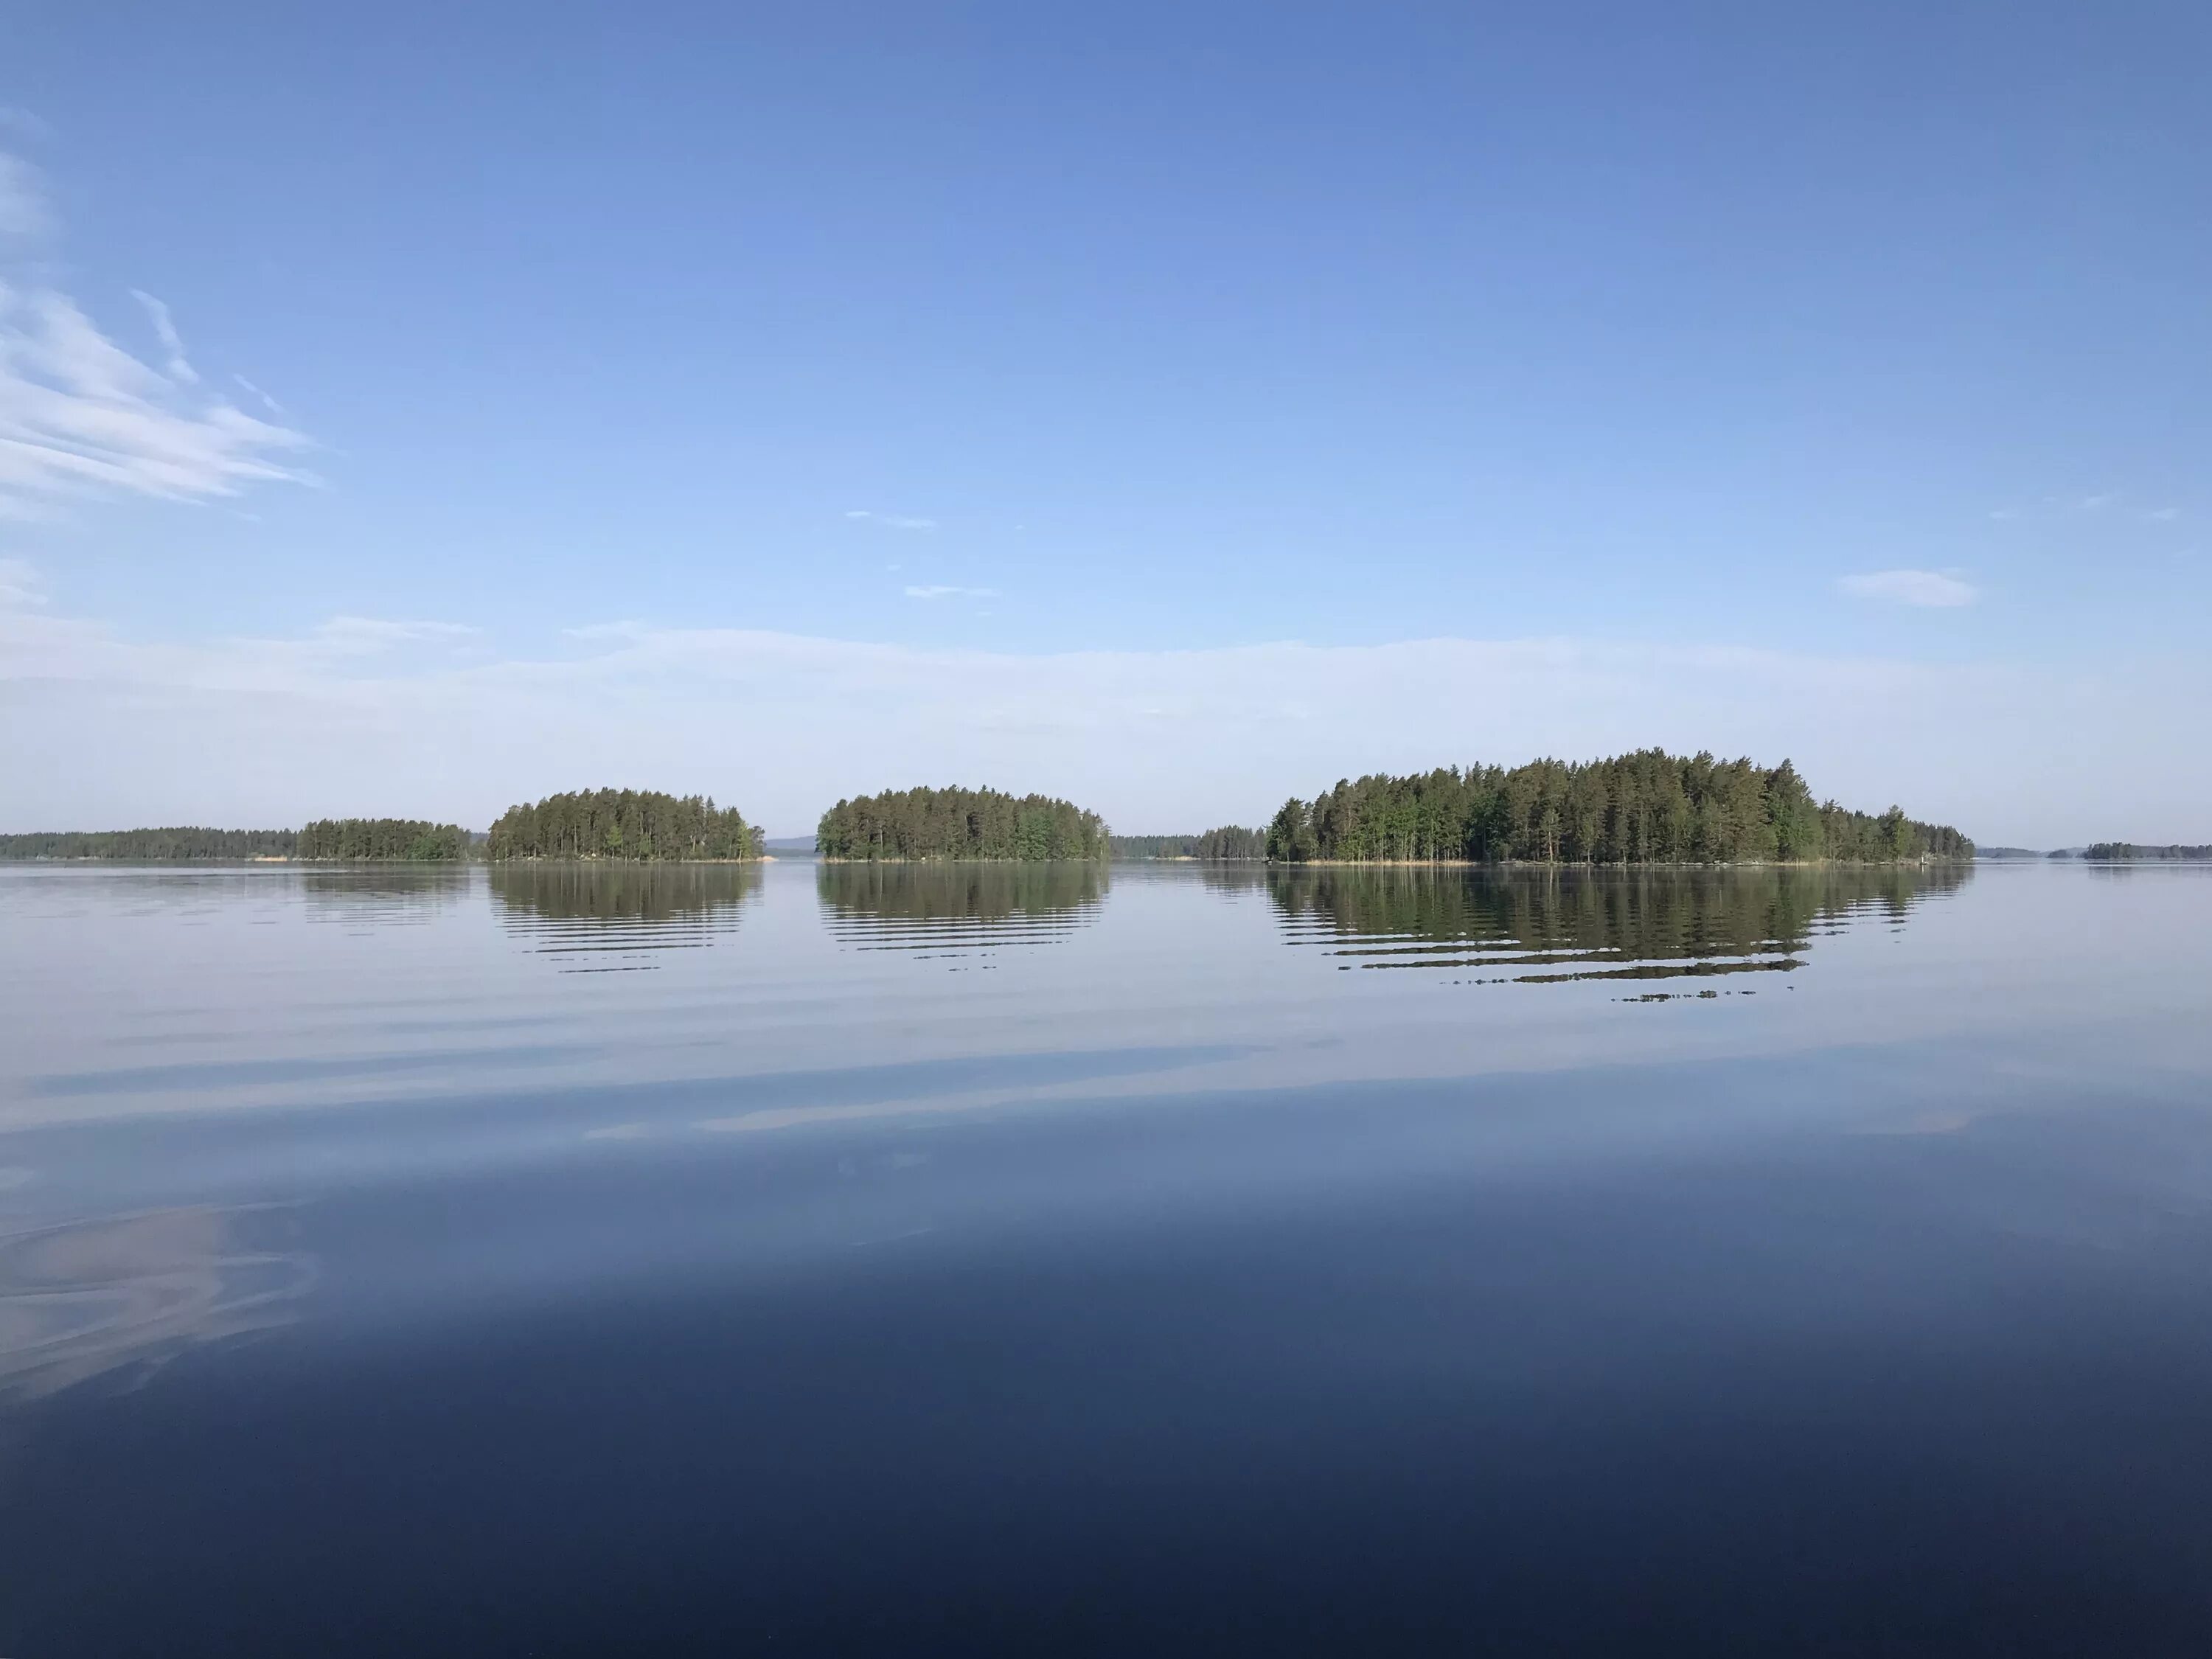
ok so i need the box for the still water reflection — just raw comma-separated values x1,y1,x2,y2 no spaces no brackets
2,860,2211,1655
491,861,762,969
1268,863,1969,984
818,860,1107,957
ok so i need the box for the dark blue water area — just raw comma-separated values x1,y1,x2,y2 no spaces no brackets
4,1053,2212,1654
4,863,2211,1654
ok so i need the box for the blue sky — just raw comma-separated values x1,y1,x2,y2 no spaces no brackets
2,4,2207,842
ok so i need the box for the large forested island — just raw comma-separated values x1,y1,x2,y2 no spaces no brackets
818,787,1109,862
1262,751,1972,863
486,789,762,861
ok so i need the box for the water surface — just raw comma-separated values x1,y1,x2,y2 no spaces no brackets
3,860,2210,1654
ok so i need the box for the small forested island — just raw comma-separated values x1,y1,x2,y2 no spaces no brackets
297,818,470,861
818,787,1109,862
486,789,762,861
1111,828,1267,861
1262,751,1972,864
2076,843,2212,862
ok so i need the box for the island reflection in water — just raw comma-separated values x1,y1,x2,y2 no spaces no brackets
4,860,2212,1656
490,862,763,970
301,867,473,931
1264,862,1971,986
818,860,1108,958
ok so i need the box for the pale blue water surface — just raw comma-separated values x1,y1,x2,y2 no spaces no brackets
2,860,2210,1655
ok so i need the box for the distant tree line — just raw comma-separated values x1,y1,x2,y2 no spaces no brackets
1264,751,1972,864
1110,827,1267,860
2075,843,2212,861
0,827,298,860
486,790,762,861
818,787,1108,861
297,819,470,861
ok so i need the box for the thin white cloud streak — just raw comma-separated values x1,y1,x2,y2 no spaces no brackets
0,153,313,516
846,510,938,531
4,588,2205,846
232,373,284,415
1839,569,1978,608
904,584,998,600
128,289,199,384
2146,507,2180,523
0,283,316,515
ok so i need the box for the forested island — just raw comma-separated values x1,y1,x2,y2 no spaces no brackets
1110,827,1266,861
486,790,762,861
2073,843,2212,862
1,790,763,863
0,827,299,860
0,821,467,861
0,754,1986,868
817,787,1109,862
297,819,470,861
1262,751,1972,864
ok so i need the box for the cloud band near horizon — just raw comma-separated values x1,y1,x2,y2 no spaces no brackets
3,580,2203,847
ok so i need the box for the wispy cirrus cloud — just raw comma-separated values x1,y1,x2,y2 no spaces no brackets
2144,507,2180,523
846,509,938,532
904,584,998,601
1838,569,1978,608
0,150,314,518
128,289,199,385
232,373,283,416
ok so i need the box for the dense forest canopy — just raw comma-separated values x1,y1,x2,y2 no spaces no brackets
297,819,470,861
0,827,297,860
487,790,762,861
1265,751,1971,865
818,787,1108,862
2077,843,2212,861
1110,827,1267,861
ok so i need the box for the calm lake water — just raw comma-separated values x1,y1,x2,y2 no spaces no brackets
3,859,2211,1655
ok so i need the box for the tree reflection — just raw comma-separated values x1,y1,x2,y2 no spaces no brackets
1267,863,1972,982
